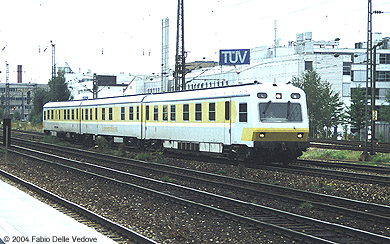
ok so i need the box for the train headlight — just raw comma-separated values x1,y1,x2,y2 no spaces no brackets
276,93,282,99
259,133,266,138
297,133,304,139
291,93,301,99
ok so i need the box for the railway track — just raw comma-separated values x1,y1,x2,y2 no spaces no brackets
3,138,390,243
310,139,390,153
0,168,157,244
296,159,390,175
258,163,390,186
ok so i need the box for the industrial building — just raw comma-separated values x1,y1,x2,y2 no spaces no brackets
0,83,48,120
142,32,390,111
63,32,390,116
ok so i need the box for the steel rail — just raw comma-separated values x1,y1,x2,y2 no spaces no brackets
0,168,157,244
7,145,390,244
10,138,390,224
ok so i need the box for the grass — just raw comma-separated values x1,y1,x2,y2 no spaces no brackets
300,148,390,166
11,121,43,133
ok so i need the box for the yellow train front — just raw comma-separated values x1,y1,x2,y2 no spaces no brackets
43,81,309,164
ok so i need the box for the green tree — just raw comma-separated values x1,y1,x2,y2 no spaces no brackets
292,69,345,138
347,85,367,132
29,88,50,124
48,70,71,102
380,90,390,122
13,110,22,120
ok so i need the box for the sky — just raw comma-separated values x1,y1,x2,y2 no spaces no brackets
1,0,390,84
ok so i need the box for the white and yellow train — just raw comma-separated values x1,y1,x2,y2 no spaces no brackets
43,81,309,164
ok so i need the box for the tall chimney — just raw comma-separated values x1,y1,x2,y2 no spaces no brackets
17,65,22,83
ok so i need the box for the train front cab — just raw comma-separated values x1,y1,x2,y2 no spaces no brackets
242,90,309,164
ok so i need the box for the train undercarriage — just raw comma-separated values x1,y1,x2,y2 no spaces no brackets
46,130,308,165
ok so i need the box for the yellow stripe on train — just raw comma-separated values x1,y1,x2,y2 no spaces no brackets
241,128,309,141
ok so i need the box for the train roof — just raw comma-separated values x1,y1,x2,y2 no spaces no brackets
44,81,303,108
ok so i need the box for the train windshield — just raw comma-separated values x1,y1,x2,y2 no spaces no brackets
259,102,302,122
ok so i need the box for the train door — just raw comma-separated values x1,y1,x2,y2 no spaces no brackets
224,100,232,145
141,104,148,140
94,107,98,135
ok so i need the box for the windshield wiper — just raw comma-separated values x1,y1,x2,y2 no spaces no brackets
263,100,272,115
286,101,291,119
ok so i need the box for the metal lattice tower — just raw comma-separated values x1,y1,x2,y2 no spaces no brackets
174,0,185,91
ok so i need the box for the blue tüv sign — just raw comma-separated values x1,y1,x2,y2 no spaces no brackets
219,49,250,65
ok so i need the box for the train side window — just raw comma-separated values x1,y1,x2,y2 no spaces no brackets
109,107,113,120
154,105,159,121
129,106,134,120
163,105,168,121
239,103,248,122
63,110,66,120
170,105,176,121
72,109,75,120
85,109,88,120
136,106,139,120
90,108,93,120
121,107,125,121
195,103,202,121
102,108,105,120
225,101,230,120
209,103,215,121
67,109,70,120
95,108,97,120
183,104,189,121
146,105,150,120
82,109,84,121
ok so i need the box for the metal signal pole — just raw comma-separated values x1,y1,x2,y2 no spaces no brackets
363,0,372,160
174,0,186,91
51,40,56,79
5,61,10,119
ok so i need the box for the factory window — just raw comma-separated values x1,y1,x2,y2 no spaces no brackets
163,105,168,121
377,71,390,82
72,109,75,120
109,107,113,120
121,107,125,121
102,108,105,120
170,105,176,121
343,62,351,75
129,106,134,120
85,109,88,120
239,103,248,122
379,54,390,64
95,108,98,121
146,106,150,120
195,103,202,121
225,101,230,120
136,106,139,120
209,103,215,121
154,106,159,121
90,108,93,120
183,104,189,121
305,61,313,70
